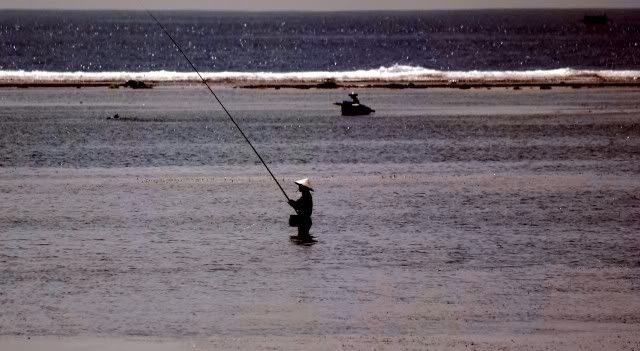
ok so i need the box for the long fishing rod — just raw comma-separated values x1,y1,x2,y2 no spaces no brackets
141,6,291,201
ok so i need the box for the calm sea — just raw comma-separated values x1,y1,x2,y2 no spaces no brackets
1,88,639,336
1,9,639,73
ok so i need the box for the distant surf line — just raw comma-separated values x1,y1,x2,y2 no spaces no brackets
1,65,639,88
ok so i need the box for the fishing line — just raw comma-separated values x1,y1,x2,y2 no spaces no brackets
139,4,291,201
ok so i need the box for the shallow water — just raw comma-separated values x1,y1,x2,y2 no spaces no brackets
0,87,639,336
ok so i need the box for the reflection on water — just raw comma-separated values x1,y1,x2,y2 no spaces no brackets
0,87,639,336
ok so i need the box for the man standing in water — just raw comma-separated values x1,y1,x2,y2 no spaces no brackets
288,178,313,239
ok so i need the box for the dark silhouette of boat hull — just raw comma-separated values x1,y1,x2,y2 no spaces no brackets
334,101,375,116
583,14,608,25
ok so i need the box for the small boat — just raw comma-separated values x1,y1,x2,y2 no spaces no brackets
334,93,375,116
583,14,608,25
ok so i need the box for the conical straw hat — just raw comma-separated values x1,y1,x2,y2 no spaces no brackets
294,178,313,191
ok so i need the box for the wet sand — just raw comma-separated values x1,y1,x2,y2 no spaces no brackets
1,87,639,349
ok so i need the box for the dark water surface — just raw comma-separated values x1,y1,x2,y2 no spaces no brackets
2,87,640,168
1,10,640,72
0,87,639,336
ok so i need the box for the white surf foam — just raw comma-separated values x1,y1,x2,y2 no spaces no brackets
1,65,639,85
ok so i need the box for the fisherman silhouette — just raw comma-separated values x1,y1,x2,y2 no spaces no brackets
288,178,313,240
349,92,360,104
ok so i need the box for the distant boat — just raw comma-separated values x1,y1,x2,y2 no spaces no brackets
583,14,608,25
334,93,375,116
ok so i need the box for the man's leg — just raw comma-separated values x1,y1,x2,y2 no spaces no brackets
298,218,311,238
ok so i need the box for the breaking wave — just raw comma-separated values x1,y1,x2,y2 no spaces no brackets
2,65,639,85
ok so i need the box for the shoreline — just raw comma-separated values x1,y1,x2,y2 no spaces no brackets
3,79,640,90
2,67,639,90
